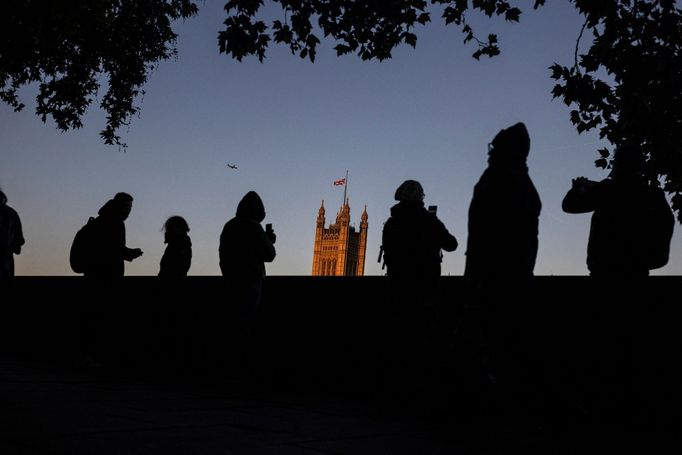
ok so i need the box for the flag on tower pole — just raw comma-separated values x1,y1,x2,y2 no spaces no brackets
338,170,348,206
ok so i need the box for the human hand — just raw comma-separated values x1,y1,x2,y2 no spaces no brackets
132,248,143,259
572,177,599,194
265,224,276,244
572,176,588,189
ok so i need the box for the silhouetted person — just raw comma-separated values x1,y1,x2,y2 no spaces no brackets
84,192,143,281
78,192,142,369
380,180,457,410
153,216,193,370
462,122,542,422
0,189,25,288
464,122,541,284
217,191,276,374
159,216,192,278
562,146,674,430
382,180,458,279
562,146,674,278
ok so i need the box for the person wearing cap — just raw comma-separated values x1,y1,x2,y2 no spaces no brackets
379,180,457,408
382,180,458,278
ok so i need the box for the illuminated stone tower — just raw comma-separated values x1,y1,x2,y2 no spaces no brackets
312,199,368,276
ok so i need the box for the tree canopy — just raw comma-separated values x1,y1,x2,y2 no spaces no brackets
2,1,681,221
0,0,198,147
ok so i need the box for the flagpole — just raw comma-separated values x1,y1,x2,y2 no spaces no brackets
342,169,348,206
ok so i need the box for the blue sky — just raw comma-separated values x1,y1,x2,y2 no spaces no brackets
1,0,679,276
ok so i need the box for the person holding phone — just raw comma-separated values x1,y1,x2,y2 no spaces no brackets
562,147,673,278
379,180,458,408
218,191,276,373
382,181,457,279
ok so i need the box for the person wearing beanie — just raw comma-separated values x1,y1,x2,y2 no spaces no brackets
462,123,542,418
465,122,541,283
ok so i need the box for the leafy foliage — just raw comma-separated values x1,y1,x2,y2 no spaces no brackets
550,0,682,222
0,0,198,147
218,1,536,62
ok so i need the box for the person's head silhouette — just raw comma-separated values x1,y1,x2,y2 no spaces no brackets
236,191,266,222
163,216,190,236
0,189,7,205
113,192,133,220
611,145,645,181
163,216,190,245
488,122,530,166
394,180,425,203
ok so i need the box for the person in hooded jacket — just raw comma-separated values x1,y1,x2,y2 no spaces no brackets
217,191,276,373
219,191,276,289
85,192,143,280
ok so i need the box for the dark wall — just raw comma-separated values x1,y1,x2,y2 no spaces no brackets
3,277,681,408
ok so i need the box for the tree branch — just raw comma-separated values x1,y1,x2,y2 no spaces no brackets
574,18,588,70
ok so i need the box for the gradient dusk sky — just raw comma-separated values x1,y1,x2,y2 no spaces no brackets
1,1,679,276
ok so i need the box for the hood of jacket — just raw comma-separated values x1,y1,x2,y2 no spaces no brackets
236,191,266,223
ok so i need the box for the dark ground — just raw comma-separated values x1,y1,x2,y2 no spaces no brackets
0,356,481,454
2,276,681,453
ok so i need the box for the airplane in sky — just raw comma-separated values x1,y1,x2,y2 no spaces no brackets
226,163,238,170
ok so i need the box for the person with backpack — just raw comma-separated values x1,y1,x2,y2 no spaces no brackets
72,192,143,369
562,145,674,278
382,180,458,278
379,180,458,410
562,145,674,429
0,189,25,289
81,192,143,281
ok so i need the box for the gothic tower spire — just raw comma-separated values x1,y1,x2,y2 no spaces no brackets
312,193,368,276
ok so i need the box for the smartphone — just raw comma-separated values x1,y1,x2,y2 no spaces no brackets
265,223,273,232
428,205,437,215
